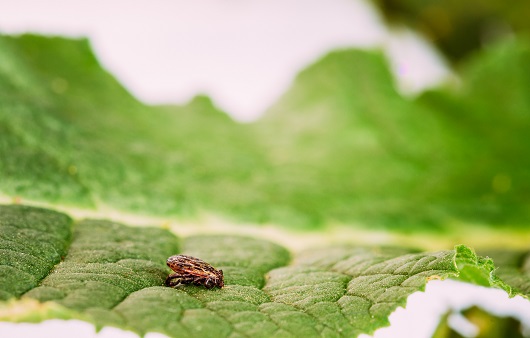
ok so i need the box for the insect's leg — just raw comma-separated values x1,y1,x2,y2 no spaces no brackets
165,273,182,287
192,278,204,287
167,279,183,287
167,277,185,287
204,278,215,289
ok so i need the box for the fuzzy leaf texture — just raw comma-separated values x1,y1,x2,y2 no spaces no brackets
1,34,530,231
0,205,527,337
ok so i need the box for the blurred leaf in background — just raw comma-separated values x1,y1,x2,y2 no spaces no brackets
1,34,530,233
432,306,527,338
0,35,265,218
373,0,530,61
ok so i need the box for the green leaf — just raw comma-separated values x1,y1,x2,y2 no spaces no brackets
0,205,527,337
0,34,264,217
252,39,530,230
478,249,530,297
418,39,530,226
0,205,72,300
1,34,530,232
23,219,179,312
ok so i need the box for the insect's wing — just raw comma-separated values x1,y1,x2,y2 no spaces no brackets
167,255,217,276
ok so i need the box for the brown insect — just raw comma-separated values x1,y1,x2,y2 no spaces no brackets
165,254,224,289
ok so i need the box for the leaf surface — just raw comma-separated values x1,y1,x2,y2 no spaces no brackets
0,205,527,337
1,34,530,231
0,205,72,300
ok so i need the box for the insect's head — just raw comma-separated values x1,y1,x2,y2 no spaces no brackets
166,255,177,268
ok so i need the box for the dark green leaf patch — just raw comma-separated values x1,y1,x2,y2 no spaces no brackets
0,205,72,300
24,219,180,312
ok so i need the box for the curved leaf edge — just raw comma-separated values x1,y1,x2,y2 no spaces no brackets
0,245,526,338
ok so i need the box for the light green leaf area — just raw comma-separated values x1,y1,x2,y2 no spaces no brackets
478,249,530,297
0,205,527,337
1,34,530,231
254,39,530,229
0,34,264,218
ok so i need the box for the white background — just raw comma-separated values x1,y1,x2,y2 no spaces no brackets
0,0,449,121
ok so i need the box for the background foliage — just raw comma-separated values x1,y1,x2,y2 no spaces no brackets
373,0,530,61
1,34,530,232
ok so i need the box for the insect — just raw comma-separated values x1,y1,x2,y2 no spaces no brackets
165,254,224,289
